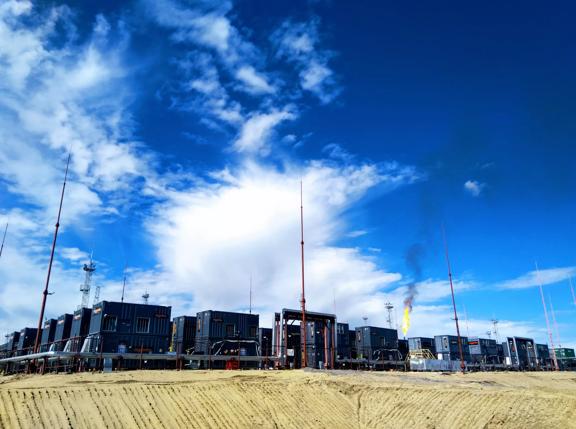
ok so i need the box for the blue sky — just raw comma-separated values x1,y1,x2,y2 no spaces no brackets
1,0,575,348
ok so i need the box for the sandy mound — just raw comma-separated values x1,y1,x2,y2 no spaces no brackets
1,370,575,428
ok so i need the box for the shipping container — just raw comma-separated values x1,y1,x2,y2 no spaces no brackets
194,310,259,356
468,337,499,364
355,326,398,360
82,301,171,354
434,335,471,362
398,339,409,360
408,337,436,355
170,315,197,354
503,337,537,369
336,323,350,359
17,328,38,355
554,347,575,359
53,313,73,351
40,319,58,351
305,320,335,368
258,327,273,358
0,331,20,357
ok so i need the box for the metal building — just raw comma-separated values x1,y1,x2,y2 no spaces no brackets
398,339,409,360
434,335,471,362
64,307,92,352
468,337,499,364
259,328,273,367
279,323,302,368
16,328,38,355
348,329,357,358
503,337,537,369
194,310,259,368
170,315,196,354
276,309,336,369
0,332,19,358
408,337,436,355
40,319,58,352
82,301,171,354
554,348,576,370
355,326,399,361
336,323,351,359
535,343,550,368
306,320,335,368
53,313,73,351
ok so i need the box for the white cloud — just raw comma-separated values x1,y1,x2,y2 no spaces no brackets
0,2,157,225
464,179,485,197
272,18,340,103
497,266,576,290
347,230,367,238
234,109,296,155
60,247,90,262
235,65,276,94
138,159,420,327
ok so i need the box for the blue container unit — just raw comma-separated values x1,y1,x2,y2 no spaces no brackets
283,324,302,369
0,331,20,357
195,310,259,356
408,337,436,355
503,337,537,369
398,339,409,360
305,320,335,369
348,330,357,358
17,328,38,355
83,301,171,354
434,335,471,362
355,326,399,361
65,307,92,352
468,337,499,364
40,319,58,352
170,315,197,354
535,343,550,367
53,314,73,351
258,328,273,359
336,323,351,360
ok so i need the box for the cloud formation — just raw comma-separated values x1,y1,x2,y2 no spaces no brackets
497,266,576,290
464,179,485,197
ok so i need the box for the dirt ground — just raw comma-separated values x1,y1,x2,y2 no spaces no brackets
1,369,575,428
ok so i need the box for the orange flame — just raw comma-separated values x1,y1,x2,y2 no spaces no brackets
401,306,410,336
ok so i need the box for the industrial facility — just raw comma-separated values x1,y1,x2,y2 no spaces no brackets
2,290,574,374
1,170,574,375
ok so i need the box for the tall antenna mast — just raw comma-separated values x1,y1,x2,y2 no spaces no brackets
300,181,308,368
441,224,465,373
92,283,101,305
549,294,562,348
34,153,71,353
535,262,558,370
142,290,149,305
121,264,127,303
463,304,470,338
80,253,95,309
0,223,7,260
491,318,499,343
385,302,394,329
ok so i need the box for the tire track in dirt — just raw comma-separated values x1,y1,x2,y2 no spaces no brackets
1,371,576,428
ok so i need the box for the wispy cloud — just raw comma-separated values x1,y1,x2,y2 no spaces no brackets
464,179,485,197
0,2,156,224
272,17,340,103
235,65,276,95
497,266,576,290
233,109,296,155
